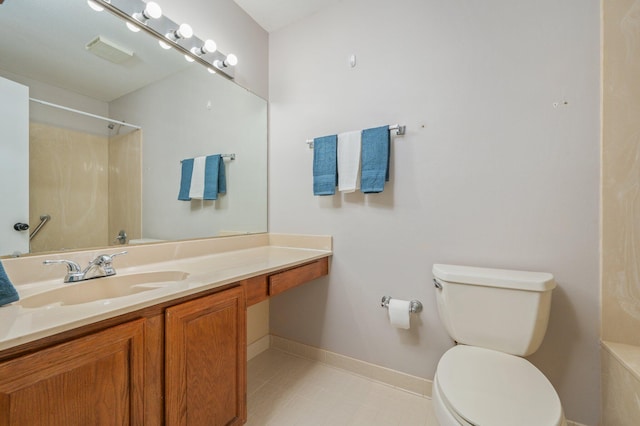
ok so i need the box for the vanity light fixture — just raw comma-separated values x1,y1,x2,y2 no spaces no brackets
93,0,237,79
126,1,162,32
214,53,238,69
87,0,110,12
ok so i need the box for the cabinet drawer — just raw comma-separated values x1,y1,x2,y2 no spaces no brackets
243,275,268,306
269,258,329,297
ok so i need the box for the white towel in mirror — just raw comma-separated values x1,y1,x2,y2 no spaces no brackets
189,156,206,199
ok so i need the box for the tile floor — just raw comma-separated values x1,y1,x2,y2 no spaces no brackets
247,349,438,426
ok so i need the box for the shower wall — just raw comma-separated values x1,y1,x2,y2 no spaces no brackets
29,122,109,252
602,0,640,423
29,122,141,253
108,130,142,245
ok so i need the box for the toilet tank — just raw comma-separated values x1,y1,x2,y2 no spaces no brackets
432,264,556,356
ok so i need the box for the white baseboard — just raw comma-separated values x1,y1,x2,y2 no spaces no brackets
247,335,270,361
269,335,432,397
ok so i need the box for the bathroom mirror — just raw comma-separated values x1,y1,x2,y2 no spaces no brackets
0,0,267,256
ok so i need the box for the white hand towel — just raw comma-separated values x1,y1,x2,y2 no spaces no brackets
189,156,206,199
337,131,361,192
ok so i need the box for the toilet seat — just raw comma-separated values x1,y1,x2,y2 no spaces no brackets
436,345,564,426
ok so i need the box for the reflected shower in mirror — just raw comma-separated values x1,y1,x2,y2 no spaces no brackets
0,0,267,256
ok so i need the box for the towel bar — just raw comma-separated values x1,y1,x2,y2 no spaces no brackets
180,154,235,163
306,124,406,148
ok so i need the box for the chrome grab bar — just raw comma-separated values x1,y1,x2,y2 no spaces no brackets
29,214,51,241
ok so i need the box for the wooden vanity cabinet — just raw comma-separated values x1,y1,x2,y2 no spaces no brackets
243,258,329,307
0,286,246,426
0,319,145,426
165,286,246,426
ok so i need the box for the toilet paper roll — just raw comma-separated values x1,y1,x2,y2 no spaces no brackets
388,299,411,329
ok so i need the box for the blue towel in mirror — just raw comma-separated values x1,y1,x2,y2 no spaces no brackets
178,158,194,201
360,125,390,193
313,135,338,196
203,154,226,200
0,261,19,307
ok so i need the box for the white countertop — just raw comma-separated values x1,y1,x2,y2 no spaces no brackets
0,234,331,352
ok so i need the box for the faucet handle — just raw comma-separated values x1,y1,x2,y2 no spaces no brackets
93,251,128,276
43,259,84,283
93,251,128,265
105,251,127,262
43,259,82,273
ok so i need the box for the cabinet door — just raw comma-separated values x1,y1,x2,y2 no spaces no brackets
0,319,145,426
165,287,247,426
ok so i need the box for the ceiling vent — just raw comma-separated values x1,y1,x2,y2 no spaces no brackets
86,36,133,64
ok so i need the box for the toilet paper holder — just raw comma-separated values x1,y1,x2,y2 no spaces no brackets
381,296,423,314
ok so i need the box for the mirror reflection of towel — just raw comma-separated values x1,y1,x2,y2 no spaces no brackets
178,158,194,201
203,155,226,201
178,155,226,201
189,156,207,199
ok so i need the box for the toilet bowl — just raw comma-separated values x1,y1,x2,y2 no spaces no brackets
432,345,566,426
432,264,566,426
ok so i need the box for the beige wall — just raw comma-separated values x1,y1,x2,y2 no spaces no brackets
29,123,109,252
108,130,142,245
247,300,269,344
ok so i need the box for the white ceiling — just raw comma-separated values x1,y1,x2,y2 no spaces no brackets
0,0,190,102
233,0,340,32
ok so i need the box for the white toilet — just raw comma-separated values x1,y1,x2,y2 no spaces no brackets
431,264,566,426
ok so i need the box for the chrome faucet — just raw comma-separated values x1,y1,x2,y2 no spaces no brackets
44,251,128,283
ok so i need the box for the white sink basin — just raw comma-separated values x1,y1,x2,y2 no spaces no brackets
19,271,189,308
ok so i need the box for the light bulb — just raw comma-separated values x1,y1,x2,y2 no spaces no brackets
158,40,172,50
207,68,217,74
126,22,141,32
225,54,238,66
165,24,193,46
144,2,162,19
184,55,195,63
202,39,217,53
87,0,108,12
192,39,217,56
128,1,161,32
176,23,193,39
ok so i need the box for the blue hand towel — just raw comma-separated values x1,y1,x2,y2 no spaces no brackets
178,158,194,201
203,154,227,200
313,135,338,196
0,261,19,307
360,125,390,193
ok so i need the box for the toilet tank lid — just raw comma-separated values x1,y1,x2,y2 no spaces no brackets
432,264,556,291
